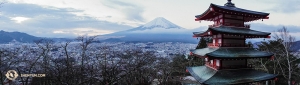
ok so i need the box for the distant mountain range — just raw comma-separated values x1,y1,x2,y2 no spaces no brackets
0,30,40,43
0,30,70,43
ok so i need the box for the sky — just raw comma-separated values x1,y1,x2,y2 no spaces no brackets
0,0,299,39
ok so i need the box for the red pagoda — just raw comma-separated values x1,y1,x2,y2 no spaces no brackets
187,0,277,84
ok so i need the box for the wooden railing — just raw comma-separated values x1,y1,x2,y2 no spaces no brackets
206,63,253,70
216,23,251,28
207,43,221,47
207,43,250,47
206,63,220,70
222,43,247,47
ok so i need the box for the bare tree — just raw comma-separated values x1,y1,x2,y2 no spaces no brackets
0,48,20,85
273,27,299,85
76,35,98,84
254,27,300,85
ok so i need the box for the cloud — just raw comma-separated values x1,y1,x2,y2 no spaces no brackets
101,0,145,22
0,3,133,38
250,23,300,33
263,0,300,13
53,28,114,36
10,17,30,23
246,23,300,40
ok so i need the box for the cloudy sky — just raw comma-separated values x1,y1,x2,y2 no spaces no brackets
0,0,299,39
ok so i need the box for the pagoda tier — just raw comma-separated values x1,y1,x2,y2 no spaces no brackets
190,47,274,70
190,47,273,59
195,3,269,22
187,66,277,85
193,26,271,48
193,26,271,38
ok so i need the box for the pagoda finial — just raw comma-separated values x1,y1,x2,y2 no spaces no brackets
225,0,235,7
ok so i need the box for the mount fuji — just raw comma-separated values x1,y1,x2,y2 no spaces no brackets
101,17,198,43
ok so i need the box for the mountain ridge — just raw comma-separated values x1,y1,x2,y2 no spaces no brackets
102,17,198,43
0,30,40,43
0,30,71,43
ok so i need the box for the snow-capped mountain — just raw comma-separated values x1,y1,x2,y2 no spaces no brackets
102,17,198,43
115,17,189,34
138,17,182,29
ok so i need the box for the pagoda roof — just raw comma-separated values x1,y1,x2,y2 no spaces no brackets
193,26,271,37
187,66,277,85
195,3,269,21
191,47,273,59
191,47,218,56
212,3,268,16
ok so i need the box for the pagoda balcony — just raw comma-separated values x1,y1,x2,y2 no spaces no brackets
207,43,250,47
205,62,220,70
216,24,251,28
208,43,222,47
205,63,254,70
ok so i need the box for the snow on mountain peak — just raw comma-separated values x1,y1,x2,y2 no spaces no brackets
141,17,182,29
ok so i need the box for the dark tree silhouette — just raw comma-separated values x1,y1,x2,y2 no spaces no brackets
196,37,208,49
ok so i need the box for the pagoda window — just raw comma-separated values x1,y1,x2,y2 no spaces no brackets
218,39,222,43
213,39,216,44
210,60,213,65
205,57,208,62
216,60,220,66
208,31,211,35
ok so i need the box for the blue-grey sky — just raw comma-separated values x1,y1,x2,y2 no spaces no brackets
0,0,299,39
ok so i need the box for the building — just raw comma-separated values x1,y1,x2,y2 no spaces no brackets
187,0,277,84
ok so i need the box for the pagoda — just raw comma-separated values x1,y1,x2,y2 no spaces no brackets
187,0,277,85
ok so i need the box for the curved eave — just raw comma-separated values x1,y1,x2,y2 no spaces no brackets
195,3,219,21
191,47,274,59
209,27,271,36
204,68,277,85
207,55,273,59
206,48,274,59
193,27,271,38
187,66,217,83
193,31,211,37
211,3,269,22
211,3,269,17
196,3,270,22
187,66,277,85
191,47,219,56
